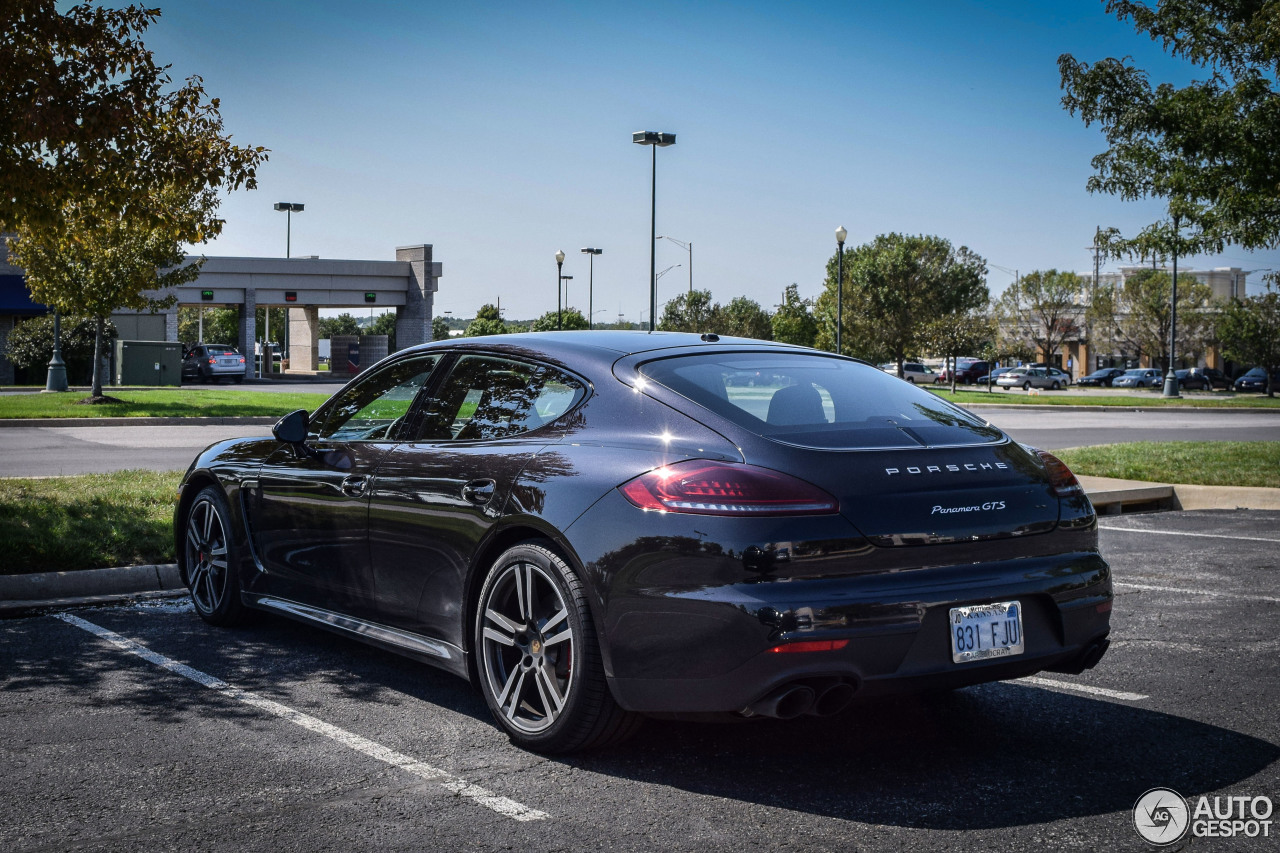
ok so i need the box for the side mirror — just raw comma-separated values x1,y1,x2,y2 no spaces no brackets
273,409,309,445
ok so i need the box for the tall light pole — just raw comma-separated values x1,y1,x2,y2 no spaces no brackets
561,275,573,313
273,202,304,258
835,226,847,355
581,248,602,329
555,249,565,330
633,131,676,331
656,235,692,293
1162,214,1183,398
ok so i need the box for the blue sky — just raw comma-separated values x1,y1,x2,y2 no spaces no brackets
145,0,1280,321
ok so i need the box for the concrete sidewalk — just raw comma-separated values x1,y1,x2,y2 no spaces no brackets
3,478,1278,616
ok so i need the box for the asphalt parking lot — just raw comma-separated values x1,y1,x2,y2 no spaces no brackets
2,509,1277,852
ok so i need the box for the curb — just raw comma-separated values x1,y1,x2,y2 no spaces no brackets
0,564,185,616
0,416,279,428
956,402,1280,415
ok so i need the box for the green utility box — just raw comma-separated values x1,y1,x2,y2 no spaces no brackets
114,340,182,387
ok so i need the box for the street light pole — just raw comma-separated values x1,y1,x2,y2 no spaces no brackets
657,236,692,293
835,226,847,355
273,202,304,259
633,131,676,332
581,248,602,329
1162,214,1182,398
555,249,565,331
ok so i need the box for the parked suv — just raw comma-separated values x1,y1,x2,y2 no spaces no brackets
938,360,989,385
995,366,1064,390
182,344,246,383
881,362,938,384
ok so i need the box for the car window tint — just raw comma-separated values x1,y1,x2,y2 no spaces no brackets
316,354,441,441
640,353,1002,450
409,355,585,442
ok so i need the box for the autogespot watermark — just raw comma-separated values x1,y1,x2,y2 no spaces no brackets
1133,788,1274,845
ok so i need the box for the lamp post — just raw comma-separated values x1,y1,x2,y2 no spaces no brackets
835,226,847,355
273,202,304,258
1162,214,1183,398
656,236,692,293
555,250,565,330
633,131,676,331
560,275,574,315
581,248,602,329
43,309,68,392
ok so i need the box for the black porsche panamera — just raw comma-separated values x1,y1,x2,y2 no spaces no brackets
176,331,1112,753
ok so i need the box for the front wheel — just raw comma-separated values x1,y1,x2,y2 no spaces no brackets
183,486,247,625
1023,381,1032,390
475,542,640,753
1051,381,1061,390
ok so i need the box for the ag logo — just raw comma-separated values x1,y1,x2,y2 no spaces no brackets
1133,788,1190,845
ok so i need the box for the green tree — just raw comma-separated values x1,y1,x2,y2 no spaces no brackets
9,193,206,398
815,233,988,375
432,316,452,341
1091,269,1215,371
465,303,509,337
921,309,997,394
718,296,772,340
178,307,239,346
996,270,1085,367
1060,1,1280,256
318,313,362,339
1216,281,1280,397
658,289,717,333
530,308,588,331
5,314,116,384
1,3,266,238
369,310,396,351
771,284,818,348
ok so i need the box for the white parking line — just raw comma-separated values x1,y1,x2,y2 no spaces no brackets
55,613,548,823
1115,581,1280,604
1098,525,1280,544
1015,675,1147,702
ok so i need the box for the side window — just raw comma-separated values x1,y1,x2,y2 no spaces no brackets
315,354,440,441
409,355,585,442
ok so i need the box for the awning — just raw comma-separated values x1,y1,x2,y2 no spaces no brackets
0,275,47,316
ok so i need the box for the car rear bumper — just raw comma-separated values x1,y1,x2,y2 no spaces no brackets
603,551,1112,714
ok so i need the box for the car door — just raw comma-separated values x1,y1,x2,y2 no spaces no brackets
245,353,442,620
367,353,588,649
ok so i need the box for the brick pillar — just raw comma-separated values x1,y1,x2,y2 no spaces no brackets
394,244,439,351
287,306,319,371
238,289,256,379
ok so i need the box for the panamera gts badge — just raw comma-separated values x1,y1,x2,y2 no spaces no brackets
885,462,1009,475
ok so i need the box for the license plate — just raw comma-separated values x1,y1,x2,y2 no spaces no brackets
949,600,1024,663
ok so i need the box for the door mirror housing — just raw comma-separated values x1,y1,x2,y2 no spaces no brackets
273,409,310,445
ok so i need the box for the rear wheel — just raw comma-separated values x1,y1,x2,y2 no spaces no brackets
475,542,640,753
1023,381,1031,390
1051,381,1061,390
184,486,247,625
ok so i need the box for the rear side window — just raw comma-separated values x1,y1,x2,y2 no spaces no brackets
639,353,1002,449
410,355,585,442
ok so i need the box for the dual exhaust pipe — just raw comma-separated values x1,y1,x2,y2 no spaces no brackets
743,678,858,720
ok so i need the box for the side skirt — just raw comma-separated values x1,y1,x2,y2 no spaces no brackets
243,593,470,680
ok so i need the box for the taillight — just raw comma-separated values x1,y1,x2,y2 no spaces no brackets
618,460,838,516
769,640,849,653
207,357,216,364
1035,450,1083,497
238,357,245,363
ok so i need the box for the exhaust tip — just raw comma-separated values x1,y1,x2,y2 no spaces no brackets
811,681,857,717
746,685,816,720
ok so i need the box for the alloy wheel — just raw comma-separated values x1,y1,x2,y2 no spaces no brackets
186,498,229,614
479,560,576,734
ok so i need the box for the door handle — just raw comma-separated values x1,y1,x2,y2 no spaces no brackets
341,475,369,497
462,479,496,504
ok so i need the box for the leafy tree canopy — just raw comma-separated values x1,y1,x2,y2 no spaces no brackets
318,313,362,339
1060,0,1280,256
6,314,115,384
921,309,997,393
717,296,772,341
369,310,396,350
658,289,717,333
432,316,451,341
1216,280,1280,395
178,306,238,346
465,304,510,337
771,284,818,348
1091,268,1217,370
0,2,266,236
530,308,588,332
996,269,1086,363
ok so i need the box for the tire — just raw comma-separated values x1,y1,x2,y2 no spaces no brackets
183,485,247,626
475,541,640,753
1051,381,1061,390
1023,381,1031,390
906,377,915,383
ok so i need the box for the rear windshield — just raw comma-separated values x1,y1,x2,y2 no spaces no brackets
206,347,237,355
639,352,1003,450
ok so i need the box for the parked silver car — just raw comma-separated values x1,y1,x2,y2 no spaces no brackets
995,366,1064,391
1112,368,1162,388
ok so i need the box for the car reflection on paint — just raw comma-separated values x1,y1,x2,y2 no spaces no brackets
175,331,1112,753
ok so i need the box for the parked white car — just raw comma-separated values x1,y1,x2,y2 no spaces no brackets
881,362,938,384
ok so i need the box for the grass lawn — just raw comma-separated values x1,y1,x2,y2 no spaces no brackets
929,387,1280,408
0,388,332,419
0,470,182,574
1057,441,1280,489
